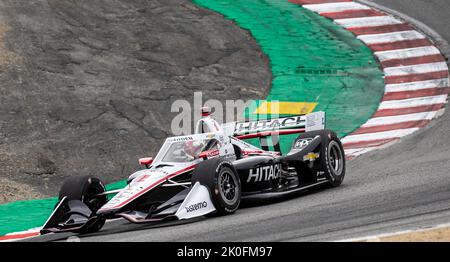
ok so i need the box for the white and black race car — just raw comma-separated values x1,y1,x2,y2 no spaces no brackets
41,108,345,235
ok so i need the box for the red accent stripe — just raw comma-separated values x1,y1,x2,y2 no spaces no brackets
381,54,445,68
321,9,385,19
383,88,449,101
385,71,449,84
353,120,430,135
289,0,351,4
0,232,40,241
348,23,412,35
368,39,432,52
374,104,446,117
343,138,399,149
236,128,305,140
108,165,197,209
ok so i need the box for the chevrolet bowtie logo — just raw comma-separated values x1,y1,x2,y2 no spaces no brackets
303,152,319,162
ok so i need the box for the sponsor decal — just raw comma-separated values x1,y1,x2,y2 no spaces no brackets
200,149,220,159
247,163,281,182
169,136,194,142
147,169,169,175
303,152,320,162
235,116,305,135
241,149,266,157
185,201,208,213
294,138,313,149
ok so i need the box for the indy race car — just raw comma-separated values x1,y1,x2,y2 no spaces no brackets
41,108,346,235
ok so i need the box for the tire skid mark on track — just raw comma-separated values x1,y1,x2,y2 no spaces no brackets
289,0,449,159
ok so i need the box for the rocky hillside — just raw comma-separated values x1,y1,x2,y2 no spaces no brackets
0,0,270,202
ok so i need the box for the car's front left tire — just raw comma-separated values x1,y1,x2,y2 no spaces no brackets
59,175,107,234
192,158,241,216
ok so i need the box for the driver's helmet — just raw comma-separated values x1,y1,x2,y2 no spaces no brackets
184,140,205,158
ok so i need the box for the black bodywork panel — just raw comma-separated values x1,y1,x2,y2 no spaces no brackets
235,135,324,195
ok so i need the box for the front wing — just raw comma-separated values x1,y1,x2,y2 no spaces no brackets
40,182,216,234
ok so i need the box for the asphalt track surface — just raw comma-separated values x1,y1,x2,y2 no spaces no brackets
29,0,450,242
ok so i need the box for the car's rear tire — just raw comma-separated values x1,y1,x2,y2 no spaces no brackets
59,175,107,234
192,158,241,216
295,130,346,187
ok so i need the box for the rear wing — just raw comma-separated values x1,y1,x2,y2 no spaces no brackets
222,111,326,151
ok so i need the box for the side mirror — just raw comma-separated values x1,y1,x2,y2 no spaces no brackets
139,157,153,168
198,150,219,160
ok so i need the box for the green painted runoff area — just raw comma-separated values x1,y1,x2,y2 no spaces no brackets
194,0,384,153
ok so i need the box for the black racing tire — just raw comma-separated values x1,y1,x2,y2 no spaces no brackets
295,130,346,187
192,158,241,216
59,175,107,234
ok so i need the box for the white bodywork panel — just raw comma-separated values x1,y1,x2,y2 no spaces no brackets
99,163,197,212
175,182,216,219
305,111,326,132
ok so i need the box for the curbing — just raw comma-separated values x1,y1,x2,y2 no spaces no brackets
289,0,449,159
356,0,450,61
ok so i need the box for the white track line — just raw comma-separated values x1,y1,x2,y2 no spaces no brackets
335,16,402,29
358,30,425,45
385,78,449,93
362,111,438,127
341,128,419,144
375,46,441,61
303,2,370,13
378,95,448,110
384,62,448,76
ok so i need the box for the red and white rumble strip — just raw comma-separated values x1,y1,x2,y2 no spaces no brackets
289,0,450,159
0,228,41,242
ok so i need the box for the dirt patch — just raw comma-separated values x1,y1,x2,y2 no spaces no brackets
378,227,450,242
358,226,450,242
0,24,19,67
0,177,44,204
